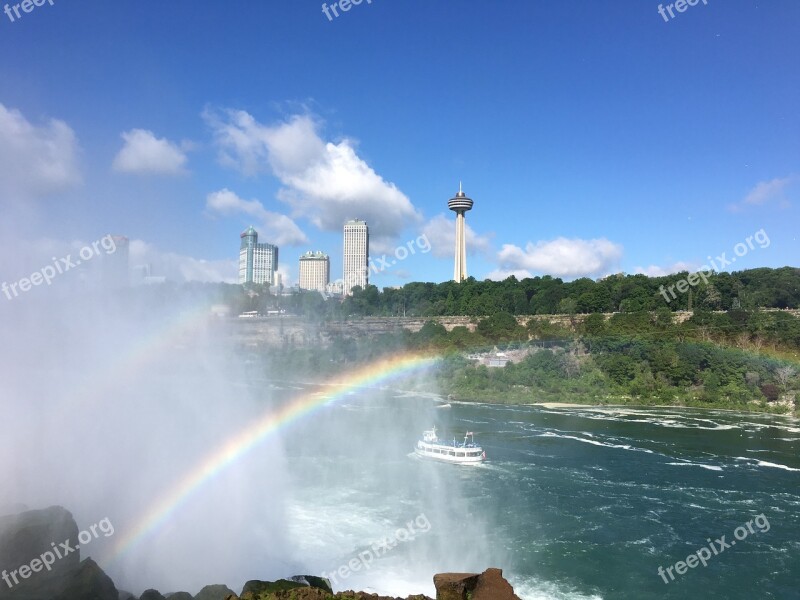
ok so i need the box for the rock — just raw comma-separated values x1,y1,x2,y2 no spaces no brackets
140,590,167,600
261,590,328,600
432,573,480,600
336,592,431,600
240,579,307,599
53,558,119,600
289,575,333,594
166,593,194,600
433,568,519,600
194,584,236,600
0,506,82,600
472,568,520,600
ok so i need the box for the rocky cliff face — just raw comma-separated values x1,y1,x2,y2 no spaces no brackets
0,507,522,600
0,506,117,600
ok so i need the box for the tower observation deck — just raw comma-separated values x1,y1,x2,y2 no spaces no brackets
448,183,473,283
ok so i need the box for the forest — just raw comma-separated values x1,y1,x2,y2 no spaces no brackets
129,266,800,412
267,307,800,414
205,266,800,319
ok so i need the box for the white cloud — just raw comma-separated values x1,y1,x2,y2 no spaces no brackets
729,176,795,212
112,129,188,176
203,109,421,245
485,269,535,281
129,239,237,283
420,213,492,259
496,237,623,279
205,188,308,246
633,261,696,277
0,103,81,203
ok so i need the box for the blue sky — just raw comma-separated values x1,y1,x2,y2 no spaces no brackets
0,0,797,287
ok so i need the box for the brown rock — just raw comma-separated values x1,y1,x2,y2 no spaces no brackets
473,568,520,600
433,568,519,600
432,573,480,600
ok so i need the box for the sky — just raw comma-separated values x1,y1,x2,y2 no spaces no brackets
0,0,798,289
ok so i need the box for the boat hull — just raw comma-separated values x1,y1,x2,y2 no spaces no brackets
415,443,485,464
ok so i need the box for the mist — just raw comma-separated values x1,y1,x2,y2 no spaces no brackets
0,242,499,597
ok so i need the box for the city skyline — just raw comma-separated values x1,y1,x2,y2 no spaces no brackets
0,2,797,290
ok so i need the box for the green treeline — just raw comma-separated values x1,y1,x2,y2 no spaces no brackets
180,266,799,320
268,308,800,414
340,266,800,317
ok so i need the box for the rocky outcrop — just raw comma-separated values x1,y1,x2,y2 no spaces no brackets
432,573,480,600
241,579,305,597
0,506,80,600
234,590,430,600
53,558,118,600
0,507,522,600
433,568,520,600
240,575,334,598
288,576,333,594
194,584,236,600
0,507,116,600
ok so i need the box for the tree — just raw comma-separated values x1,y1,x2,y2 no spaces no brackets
775,366,797,390
477,311,526,342
703,284,722,310
583,313,606,337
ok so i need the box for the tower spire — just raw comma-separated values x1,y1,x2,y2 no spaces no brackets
448,183,474,283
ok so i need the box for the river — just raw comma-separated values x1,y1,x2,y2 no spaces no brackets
280,388,799,599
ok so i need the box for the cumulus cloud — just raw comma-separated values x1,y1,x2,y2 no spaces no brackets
129,239,237,283
420,213,493,259
203,109,421,245
496,237,623,279
112,129,188,175
728,176,795,212
205,188,308,246
634,261,697,277
0,103,81,203
485,269,536,281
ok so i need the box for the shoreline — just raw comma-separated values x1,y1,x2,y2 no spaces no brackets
531,401,799,419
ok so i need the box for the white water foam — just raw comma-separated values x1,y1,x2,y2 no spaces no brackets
757,461,800,472
733,457,800,472
666,462,723,471
509,575,604,600
538,432,654,454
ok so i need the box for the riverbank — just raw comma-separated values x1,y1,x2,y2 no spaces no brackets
448,391,798,416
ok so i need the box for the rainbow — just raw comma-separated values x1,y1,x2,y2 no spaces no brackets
111,350,440,559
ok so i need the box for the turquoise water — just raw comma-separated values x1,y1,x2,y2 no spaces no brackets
281,390,800,599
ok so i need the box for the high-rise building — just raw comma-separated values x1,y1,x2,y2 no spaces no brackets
239,226,279,286
298,251,330,292
448,183,473,283
343,219,369,295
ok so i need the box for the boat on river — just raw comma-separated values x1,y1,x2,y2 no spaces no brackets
415,426,485,464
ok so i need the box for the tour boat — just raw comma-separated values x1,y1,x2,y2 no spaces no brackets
415,426,486,464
